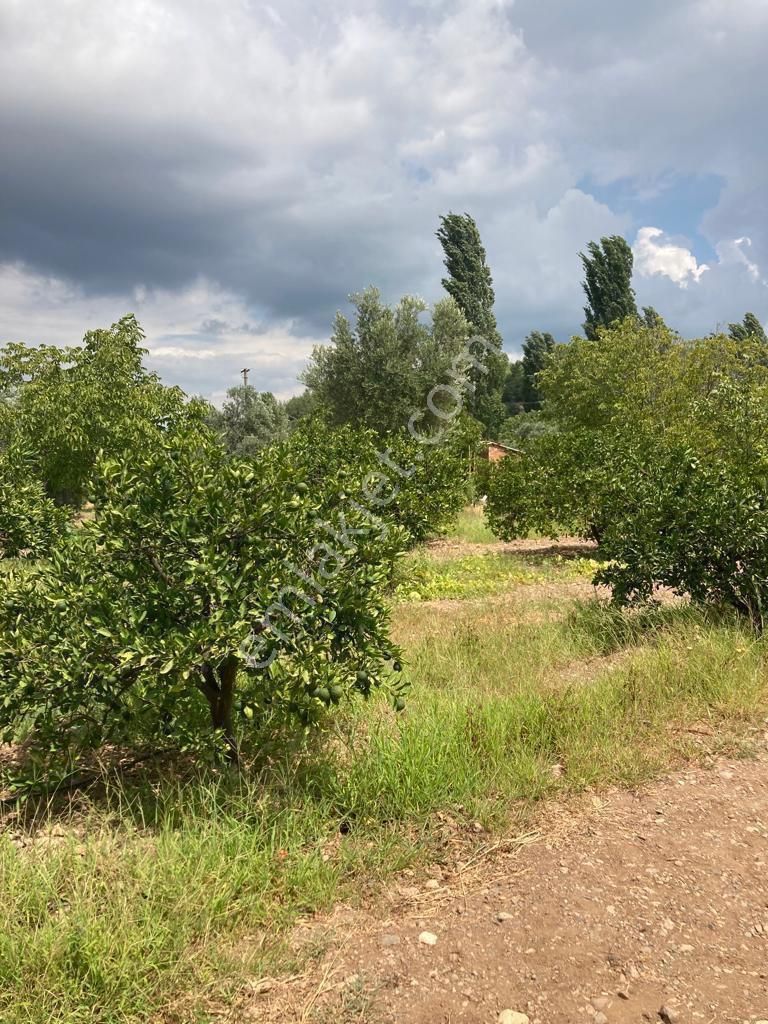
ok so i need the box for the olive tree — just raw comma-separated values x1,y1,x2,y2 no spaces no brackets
207,385,289,455
303,289,472,435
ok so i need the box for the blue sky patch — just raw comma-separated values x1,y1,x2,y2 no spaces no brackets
578,173,725,264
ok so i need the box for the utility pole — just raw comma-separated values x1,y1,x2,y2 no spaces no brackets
241,367,250,388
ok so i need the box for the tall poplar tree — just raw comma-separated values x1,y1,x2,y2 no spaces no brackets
580,235,638,340
436,212,508,434
729,311,768,346
521,330,556,408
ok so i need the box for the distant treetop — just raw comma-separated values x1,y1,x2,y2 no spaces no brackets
580,235,638,340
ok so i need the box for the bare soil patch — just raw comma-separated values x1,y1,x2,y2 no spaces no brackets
243,747,768,1024
424,536,598,560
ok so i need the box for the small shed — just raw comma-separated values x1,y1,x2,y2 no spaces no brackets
480,441,523,463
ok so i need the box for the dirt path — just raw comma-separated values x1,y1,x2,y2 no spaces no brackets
423,536,597,560
254,750,768,1024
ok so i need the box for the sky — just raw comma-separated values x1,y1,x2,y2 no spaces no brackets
1,0,767,404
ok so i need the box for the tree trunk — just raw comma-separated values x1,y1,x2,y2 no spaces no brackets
201,657,240,765
587,521,604,545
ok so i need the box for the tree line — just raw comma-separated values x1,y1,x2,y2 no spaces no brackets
208,216,767,455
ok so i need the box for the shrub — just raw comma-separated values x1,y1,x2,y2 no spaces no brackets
285,420,470,545
0,422,408,778
596,448,768,624
0,451,69,559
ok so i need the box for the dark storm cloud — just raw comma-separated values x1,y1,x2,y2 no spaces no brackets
0,103,448,336
1,0,767,399
0,115,248,287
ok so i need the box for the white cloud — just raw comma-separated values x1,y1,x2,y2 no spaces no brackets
150,346,218,360
633,227,709,288
632,230,767,341
715,237,764,284
0,262,319,401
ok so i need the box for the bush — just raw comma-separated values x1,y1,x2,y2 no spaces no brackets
285,420,470,545
0,451,69,559
486,318,768,628
0,422,409,779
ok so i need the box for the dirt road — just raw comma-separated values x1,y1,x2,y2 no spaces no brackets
256,751,768,1024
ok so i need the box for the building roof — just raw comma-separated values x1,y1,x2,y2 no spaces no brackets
481,440,524,455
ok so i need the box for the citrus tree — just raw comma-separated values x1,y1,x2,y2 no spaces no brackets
486,317,768,628
593,333,768,626
286,420,470,545
0,315,196,507
0,449,69,559
0,419,410,776
484,427,611,542
485,318,676,542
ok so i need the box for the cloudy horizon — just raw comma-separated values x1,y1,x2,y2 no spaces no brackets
2,0,767,403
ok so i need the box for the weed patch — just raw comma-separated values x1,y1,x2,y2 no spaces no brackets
396,550,605,602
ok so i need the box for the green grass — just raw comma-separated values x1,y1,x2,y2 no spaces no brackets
392,599,764,795
397,548,603,601
443,504,497,544
392,598,693,695
441,505,573,546
2,545,767,1023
